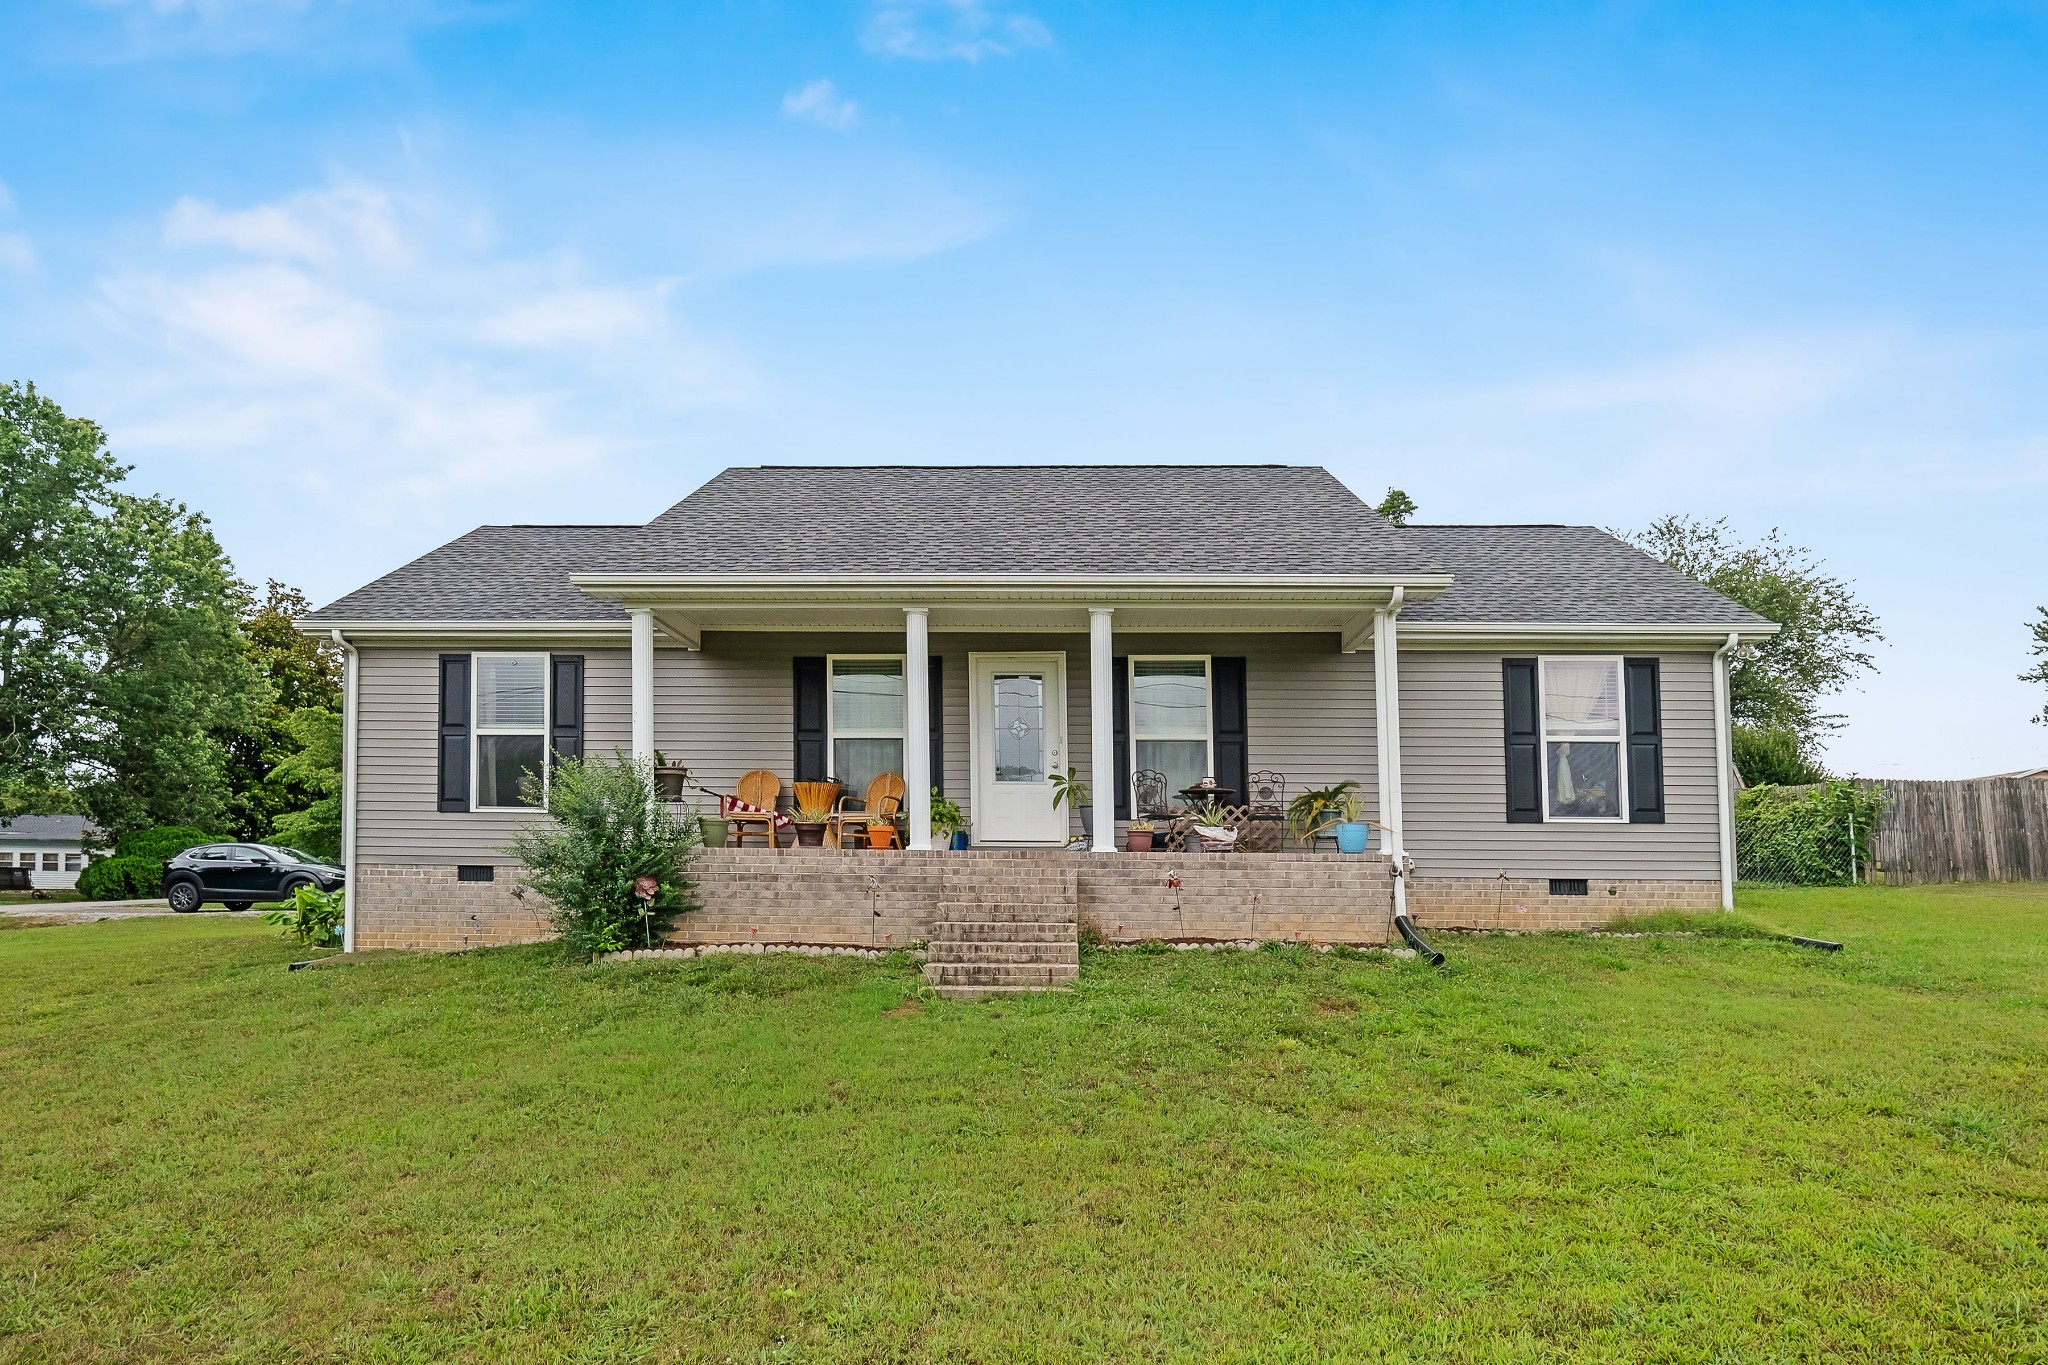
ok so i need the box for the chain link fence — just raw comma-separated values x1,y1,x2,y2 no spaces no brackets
1735,781,1886,887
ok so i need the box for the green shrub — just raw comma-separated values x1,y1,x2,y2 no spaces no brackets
75,855,164,900
259,884,345,949
1736,780,1885,886
507,754,702,960
1732,724,1830,787
115,825,221,863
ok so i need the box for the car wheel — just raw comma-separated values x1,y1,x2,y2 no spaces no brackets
225,901,253,912
167,880,202,913
281,875,315,898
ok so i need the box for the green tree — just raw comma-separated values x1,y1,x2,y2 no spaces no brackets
219,581,342,841
2024,607,2048,726
268,706,342,859
1731,723,1829,787
1624,516,1881,744
1374,487,1418,526
0,382,266,836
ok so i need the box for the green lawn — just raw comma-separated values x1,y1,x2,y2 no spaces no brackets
2,886,2044,1362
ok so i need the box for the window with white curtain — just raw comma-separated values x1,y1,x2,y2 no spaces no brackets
1130,657,1211,804
473,653,549,810
828,656,906,798
1541,656,1626,820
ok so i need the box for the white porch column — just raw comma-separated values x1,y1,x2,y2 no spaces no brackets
904,608,933,850
630,608,655,768
1088,607,1116,852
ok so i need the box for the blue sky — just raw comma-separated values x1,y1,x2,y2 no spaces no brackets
2,0,2044,777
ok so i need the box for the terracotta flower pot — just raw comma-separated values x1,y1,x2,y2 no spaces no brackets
1125,829,1154,853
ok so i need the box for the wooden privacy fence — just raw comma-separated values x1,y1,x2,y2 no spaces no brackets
1866,778,2048,885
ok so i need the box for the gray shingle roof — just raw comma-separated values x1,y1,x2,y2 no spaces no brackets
629,465,1441,575
1398,525,1771,627
308,525,636,623
303,468,1771,630
0,814,97,844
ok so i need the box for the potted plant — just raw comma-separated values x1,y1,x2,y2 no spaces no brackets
1286,781,1358,850
1125,819,1155,853
1188,800,1237,853
931,789,967,851
650,751,692,801
1332,788,1372,855
1050,768,1092,840
791,799,832,849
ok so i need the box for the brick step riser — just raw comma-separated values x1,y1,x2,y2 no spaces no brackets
926,942,1081,966
934,903,1077,924
935,920,1077,943
923,964,1079,987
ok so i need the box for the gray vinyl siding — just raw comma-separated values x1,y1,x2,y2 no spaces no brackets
354,636,1718,876
1398,650,1722,880
356,634,1377,859
356,648,630,864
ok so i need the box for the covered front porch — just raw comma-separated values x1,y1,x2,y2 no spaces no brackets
571,570,1446,866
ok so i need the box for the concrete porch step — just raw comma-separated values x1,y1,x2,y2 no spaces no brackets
935,919,1078,944
926,939,1080,966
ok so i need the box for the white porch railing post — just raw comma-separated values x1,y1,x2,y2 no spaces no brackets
905,608,933,850
1089,607,1116,852
630,608,655,769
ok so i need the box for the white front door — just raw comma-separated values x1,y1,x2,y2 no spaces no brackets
969,652,1069,845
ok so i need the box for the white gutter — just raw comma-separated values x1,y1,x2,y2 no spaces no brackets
1712,630,1739,911
331,629,360,954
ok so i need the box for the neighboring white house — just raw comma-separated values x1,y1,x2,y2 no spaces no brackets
0,815,98,891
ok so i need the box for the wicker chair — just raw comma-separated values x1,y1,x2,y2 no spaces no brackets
827,772,907,850
723,769,784,849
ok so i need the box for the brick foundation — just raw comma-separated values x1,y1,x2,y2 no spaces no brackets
1406,875,1720,931
351,852,1718,952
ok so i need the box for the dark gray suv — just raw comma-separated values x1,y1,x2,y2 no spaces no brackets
163,843,345,912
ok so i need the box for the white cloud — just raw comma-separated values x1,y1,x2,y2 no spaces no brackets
163,181,408,268
782,79,859,131
0,233,35,275
862,0,1051,63
80,173,756,524
476,285,666,349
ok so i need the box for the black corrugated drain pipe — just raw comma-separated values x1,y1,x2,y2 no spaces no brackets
1388,856,1445,967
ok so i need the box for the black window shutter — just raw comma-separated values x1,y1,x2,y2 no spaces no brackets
1625,657,1665,824
437,654,471,813
793,657,827,782
1112,655,1130,819
550,654,584,766
1502,658,1542,823
928,656,945,798
1212,657,1250,806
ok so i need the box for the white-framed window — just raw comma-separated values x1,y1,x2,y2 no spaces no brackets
1540,656,1627,822
42,852,59,871
64,853,81,872
472,652,550,811
1129,656,1212,806
827,655,906,798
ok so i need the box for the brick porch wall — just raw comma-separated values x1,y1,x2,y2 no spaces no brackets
351,852,1718,952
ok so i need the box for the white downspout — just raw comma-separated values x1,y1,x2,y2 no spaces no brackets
331,629,360,955
1712,631,1739,911
1381,587,1408,921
